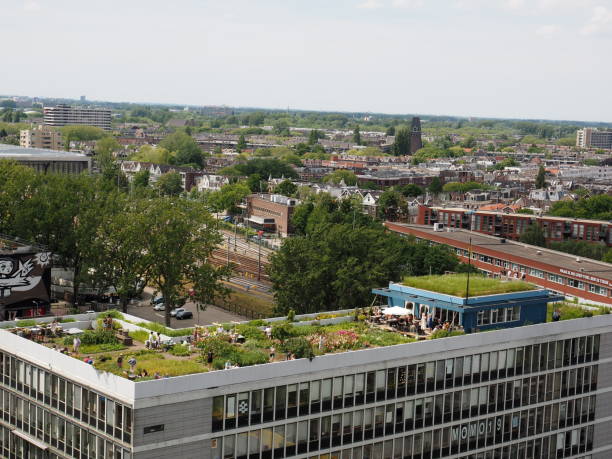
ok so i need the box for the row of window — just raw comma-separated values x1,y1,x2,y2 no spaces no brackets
476,307,520,326
211,398,596,459
453,248,611,297
0,352,133,444
213,337,600,432
0,389,131,459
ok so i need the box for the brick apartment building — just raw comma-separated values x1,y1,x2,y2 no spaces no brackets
415,205,612,247
245,194,299,237
385,222,612,306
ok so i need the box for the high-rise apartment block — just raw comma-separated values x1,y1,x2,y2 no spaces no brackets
43,104,111,130
576,128,612,149
20,125,63,150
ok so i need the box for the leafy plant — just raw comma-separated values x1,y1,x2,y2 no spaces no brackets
16,319,37,327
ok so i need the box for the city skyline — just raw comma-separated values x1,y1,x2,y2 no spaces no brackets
3,0,612,122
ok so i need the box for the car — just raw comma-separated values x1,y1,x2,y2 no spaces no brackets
175,310,193,320
170,307,186,317
153,303,165,311
150,296,164,305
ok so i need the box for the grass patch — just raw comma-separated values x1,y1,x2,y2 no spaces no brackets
58,318,76,323
98,310,124,320
214,290,275,318
80,343,126,354
402,274,536,297
546,302,608,321
128,330,149,343
136,322,192,337
16,319,37,327
94,350,207,377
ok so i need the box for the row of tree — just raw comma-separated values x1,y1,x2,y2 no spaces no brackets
268,194,469,314
0,161,229,326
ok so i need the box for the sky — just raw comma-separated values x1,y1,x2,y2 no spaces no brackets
3,0,612,122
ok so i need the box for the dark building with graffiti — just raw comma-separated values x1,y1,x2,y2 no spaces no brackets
0,241,51,320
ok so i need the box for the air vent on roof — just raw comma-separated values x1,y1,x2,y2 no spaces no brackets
500,238,506,243
537,250,542,255
576,257,581,263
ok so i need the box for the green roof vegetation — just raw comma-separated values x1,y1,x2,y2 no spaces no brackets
402,274,536,297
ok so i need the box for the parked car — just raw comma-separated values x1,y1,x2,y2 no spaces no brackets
170,307,186,317
153,303,165,311
150,296,164,305
175,310,193,320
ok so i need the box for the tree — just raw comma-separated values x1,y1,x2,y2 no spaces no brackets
308,129,323,145
535,165,547,189
397,184,423,198
130,145,173,164
377,190,405,221
61,125,106,150
160,131,204,168
237,134,247,152
385,126,395,136
273,119,290,136
132,169,150,188
428,177,443,194
221,158,298,179
353,125,361,145
83,197,152,312
274,179,297,197
144,198,230,326
519,224,546,247
155,171,183,196
246,174,268,193
269,202,459,314
322,170,357,186
393,127,410,156
206,182,251,214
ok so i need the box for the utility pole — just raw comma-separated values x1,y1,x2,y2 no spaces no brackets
234,220,238,251
257,235,262,281
226,236,230,267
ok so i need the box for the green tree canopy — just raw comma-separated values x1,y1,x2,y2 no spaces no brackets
274,179,298,197
428,176,443,194
322,169,357,186
130,145,173,164
160,131,204,168
548,195,612,221
155,171,183,196
535,165,547,189
519,224,546,247
393,127,410,156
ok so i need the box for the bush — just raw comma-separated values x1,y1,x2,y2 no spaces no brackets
99,310,124,319
58,318,76,323
271,323,297,342
234,348,268,366
429,329,466,340
282,337,314,359
64,329,119,346
236,324,266,341
211,357,226,370
287,309,296,322
247,319,267,327
136,321,193,337
16,319,37,327
169,345,191,357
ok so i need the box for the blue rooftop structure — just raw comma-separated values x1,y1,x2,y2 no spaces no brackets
372,282,564,333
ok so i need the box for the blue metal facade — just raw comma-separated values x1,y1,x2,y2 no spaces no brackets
372,283,564,333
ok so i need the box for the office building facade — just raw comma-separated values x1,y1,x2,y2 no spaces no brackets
2,314,612,458
20,126,63,151
576,128,612,149
43,105,111,131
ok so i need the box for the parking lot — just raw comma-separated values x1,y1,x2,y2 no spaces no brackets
126,300,247,327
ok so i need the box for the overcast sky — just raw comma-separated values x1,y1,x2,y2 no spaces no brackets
3,0,612,121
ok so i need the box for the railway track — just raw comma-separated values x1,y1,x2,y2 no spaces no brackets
211,249,271,282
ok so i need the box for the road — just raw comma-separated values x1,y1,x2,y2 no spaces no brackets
126,288,247,328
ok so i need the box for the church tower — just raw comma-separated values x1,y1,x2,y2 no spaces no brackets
410,116,423,154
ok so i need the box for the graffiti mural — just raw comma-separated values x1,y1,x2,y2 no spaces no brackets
0,252,51,306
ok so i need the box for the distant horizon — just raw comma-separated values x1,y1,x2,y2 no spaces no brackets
5,93,612,127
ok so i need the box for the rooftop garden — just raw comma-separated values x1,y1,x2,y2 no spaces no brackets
402,274,536,297
6,311,427,380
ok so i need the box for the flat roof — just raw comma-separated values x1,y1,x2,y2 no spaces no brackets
387,223,612,284
0,144,88,161
430,206,612,226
